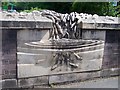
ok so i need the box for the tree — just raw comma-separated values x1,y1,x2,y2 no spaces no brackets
71,2,111,16
105,2,119,17
116,2,120,17
3,2,120,17
14,2,72,13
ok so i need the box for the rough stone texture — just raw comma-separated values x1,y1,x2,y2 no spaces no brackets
0,18,2,89
18,76,48,88
17,29,50,47
103,30,120,69
100,68,119,77
17,68,119,87
1,20,52,29
2,29,17,79
52,77,119,88
82,23,120,30
2,79,17,88
18,64,50,78
81,29,106,40
49,71,101,84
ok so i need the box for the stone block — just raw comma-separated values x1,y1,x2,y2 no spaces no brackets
18,76,48,88
100,68,119,77
82,30,106,40
2,79,17,88
18,64,50,78
49,71,101,84
17,29,50,47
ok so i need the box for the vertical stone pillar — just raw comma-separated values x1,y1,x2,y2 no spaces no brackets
0,1,2,88
103,30,119,69
2,29,17,79
2,29,17,88
117,30,120,68
0,28,2,89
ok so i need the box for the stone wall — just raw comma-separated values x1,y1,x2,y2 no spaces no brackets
0,18,53,89
17,26,120,88
0,19,120,88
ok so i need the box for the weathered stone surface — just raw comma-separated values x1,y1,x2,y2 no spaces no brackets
103,30,120,69
2,79,17,88
0,27,2,89
49,71,101,84
18,64,50,78
82,30,106,40
17,39,104,78
0,10,120,89
1,11,119,30
17,68,119,87
52,77,119,88
2,30,17,79
1,20,53,29
17,29,50,47
18,76,48,88
81,23,120,29
100,68,119,77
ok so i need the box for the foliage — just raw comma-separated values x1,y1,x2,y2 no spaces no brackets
103,2,119,17
71,2,108,15
116,2,120,17
1,2,120,17
2,2,9,10
22,7,42,13
14,2,72,13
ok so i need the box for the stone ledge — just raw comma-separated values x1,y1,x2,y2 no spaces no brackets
80,23,120,30
0,20,53,29
0,19,120,30
16,68,119,88
2,68,119,88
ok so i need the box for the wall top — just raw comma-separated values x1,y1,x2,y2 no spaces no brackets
0,11,52,22
0,10,120,29
0,11,53,29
